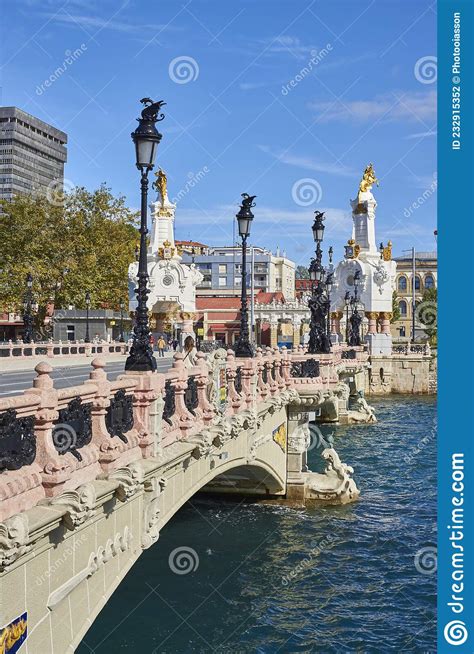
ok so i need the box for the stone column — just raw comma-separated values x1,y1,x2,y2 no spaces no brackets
286,406,310,502
180,311,195,334
269,318,278,348
155,312,167,334
293,317,302,348
365,311,378,335
379,312,392,334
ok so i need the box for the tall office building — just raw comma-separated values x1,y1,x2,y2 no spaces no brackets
0,106,67,200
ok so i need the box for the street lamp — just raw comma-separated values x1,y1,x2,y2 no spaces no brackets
125,98,166,372
85,291,91,343
344,291,350,343
347,269,362,346
22,272,34,344
234,193,256,358
119,299,125,342
325,272,333,340
307,211,331,355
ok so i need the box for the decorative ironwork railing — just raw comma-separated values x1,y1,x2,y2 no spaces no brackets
52,397,92,461
105,389,134,443
342,349,357,360
162,380,176,425
184,376,199,416
234,367,242,394
0,410,36,471
291,359,320,378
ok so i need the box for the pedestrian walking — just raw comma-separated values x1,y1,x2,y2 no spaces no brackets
157,336,166,357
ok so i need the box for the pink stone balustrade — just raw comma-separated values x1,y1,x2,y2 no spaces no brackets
0,347,366,521
0,339,128,359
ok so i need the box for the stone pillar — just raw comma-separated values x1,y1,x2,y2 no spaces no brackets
365,311,378,335
286,406,310,502
293,317,301,348
155,312,167,334
379,312,392,334
270,319,278,348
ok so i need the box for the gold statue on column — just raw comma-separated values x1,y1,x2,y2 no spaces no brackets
358,163,379,199
153,169,168,205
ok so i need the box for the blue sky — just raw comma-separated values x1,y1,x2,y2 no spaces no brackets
1,0,437,268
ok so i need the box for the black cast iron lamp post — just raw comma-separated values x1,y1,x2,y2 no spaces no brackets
234,193,256,359
307,211,331,355
85,291,91,343
22,272,34,344
119,299,125,343
344,291,350,343
348,269,362,346
125,98,166,372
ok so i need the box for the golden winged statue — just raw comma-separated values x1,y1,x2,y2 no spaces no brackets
358,163,379,199
153,169,168,205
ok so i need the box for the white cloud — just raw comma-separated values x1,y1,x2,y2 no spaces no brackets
405,129,437,139
43,12,181,34
309,91,437,123
258,145,355,177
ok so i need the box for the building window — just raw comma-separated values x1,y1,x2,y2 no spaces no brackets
66,325,75,341
218,276,226,287
398,276,407,291
412,275,421,291
425,274,435,289
399,300,407,316
399,327,406,337
218,264,227,274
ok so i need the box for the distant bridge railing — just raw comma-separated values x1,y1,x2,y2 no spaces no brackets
0,339,128,358
392,343,432,356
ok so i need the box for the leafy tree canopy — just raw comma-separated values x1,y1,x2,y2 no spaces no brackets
0,185,138,318
296,265,309,280
391,291,401,323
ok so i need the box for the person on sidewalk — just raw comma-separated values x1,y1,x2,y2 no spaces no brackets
182,335,198,368
157,336,166,357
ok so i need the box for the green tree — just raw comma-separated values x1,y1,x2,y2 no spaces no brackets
0,185,138,332
296,265,309,279
391,290,401,323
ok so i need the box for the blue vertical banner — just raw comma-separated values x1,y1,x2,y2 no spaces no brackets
438,1,474,652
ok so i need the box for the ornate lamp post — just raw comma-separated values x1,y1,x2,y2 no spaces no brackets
325,272,333,340
234,193,256,358
85,291,91,343
307,212,331,355
344,291,350,343
125,98,166,372
22,272,34,344
348,269,363,346
119,299,125,342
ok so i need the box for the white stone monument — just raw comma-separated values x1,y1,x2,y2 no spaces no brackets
331,164,396,355
128,169,203,343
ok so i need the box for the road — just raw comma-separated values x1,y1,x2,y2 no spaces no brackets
0,357,173,398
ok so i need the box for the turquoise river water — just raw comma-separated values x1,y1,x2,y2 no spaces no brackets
78,395,437,653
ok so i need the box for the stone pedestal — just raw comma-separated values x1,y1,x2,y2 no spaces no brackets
365,333,392,355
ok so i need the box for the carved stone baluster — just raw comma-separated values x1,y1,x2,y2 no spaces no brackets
25,362,71,497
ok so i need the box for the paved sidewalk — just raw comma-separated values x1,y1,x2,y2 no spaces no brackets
0,350,175,373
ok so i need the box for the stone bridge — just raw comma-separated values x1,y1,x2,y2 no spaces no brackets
0,345,368,653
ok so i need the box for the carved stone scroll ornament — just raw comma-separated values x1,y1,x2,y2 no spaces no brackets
46,483,96,530
0,514,30,572
142,476,167,549
109,461,144,501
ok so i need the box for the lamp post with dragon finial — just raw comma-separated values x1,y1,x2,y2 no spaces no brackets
125,98,166,372
234,193,256,358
